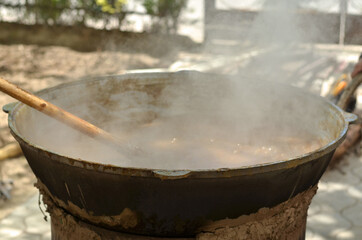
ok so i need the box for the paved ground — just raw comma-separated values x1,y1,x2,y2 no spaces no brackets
306,153,362,240
0,194,50,240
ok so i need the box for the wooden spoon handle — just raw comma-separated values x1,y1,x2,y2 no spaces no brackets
0,77,122,151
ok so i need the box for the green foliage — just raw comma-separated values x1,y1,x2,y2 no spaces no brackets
32,0,70,24
75,0,103,22
142,0,187,33
0,0,186,32
96,0,127,14
143,0,157,15
21,0,128,25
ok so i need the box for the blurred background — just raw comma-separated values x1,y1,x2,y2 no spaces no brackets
0,0,361,239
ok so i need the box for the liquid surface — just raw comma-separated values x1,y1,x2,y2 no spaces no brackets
25,112,325,170
113,117,324,169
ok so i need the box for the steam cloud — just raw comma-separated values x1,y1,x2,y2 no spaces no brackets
13,0,342,170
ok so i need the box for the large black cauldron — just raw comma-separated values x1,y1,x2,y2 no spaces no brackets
4,71,355,237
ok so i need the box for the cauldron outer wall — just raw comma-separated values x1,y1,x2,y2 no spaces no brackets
18,139,334,236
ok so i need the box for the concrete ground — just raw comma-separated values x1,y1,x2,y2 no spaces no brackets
307,153,362,240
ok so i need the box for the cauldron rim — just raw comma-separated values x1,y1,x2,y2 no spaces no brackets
7,71,349,179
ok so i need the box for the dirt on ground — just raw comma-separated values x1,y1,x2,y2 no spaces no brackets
0,39,195,219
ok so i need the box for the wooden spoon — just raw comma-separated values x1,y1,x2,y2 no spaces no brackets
0,77,136,157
